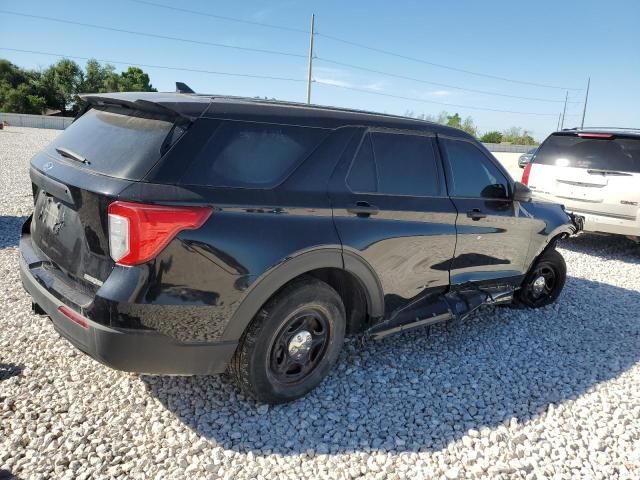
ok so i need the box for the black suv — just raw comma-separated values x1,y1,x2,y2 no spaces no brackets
20,91,581,403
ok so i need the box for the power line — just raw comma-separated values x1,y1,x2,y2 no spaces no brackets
118,1,582,94
0,10,307,59
316,58,581,104
316,32,582,91
125,0,308,34
313,80,559,116
0,47,306,83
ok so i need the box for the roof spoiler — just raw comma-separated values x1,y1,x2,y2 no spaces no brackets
78,94,194,122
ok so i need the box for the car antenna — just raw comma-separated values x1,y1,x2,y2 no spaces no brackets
176,82,195,94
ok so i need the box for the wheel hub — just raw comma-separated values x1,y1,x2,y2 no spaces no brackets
287,330,313,360
532,275,546,296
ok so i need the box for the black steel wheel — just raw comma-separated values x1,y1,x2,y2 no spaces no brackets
516,248,567,308
230,276,346,404
268,308,331,384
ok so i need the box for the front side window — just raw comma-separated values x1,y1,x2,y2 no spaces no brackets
442,139,509,199
182,121,328,187
346,131,440,196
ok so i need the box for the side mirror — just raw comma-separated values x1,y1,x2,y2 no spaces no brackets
512,181,532,202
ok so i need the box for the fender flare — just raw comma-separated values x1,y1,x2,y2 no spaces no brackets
222,247,385,341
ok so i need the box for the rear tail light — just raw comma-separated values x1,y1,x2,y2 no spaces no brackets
108,201,212,266
522,162,532,186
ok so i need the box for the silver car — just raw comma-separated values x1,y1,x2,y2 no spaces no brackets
518,147,537,168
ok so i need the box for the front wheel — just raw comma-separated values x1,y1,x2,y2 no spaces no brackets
230,277,346,404
516,248,567,308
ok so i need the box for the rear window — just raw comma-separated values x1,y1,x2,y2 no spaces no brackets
181,120,329,188
47,108,181,180
534,134,640,173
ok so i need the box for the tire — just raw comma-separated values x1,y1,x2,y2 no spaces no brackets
516,248,567,308
229,276,346,404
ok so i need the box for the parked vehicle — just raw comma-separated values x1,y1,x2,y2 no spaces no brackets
20,90,581,403
523,128,640,239
518,147,537,168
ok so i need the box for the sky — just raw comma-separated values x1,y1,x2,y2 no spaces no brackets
1,0,639,141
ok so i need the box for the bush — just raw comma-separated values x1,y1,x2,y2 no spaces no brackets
480,131,503,143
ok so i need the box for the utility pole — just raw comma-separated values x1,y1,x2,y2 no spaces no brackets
306,14,315,104
580,77,590,128
560,91,568,129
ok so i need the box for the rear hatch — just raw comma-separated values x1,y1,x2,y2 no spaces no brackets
528,132,640,220
29,105,190,289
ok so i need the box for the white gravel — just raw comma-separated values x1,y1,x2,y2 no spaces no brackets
1,127,639,480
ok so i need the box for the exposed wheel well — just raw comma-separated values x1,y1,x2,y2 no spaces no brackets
304,268,370,334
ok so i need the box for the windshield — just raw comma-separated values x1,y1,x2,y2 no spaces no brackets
47,108,182,180
534,134,640,173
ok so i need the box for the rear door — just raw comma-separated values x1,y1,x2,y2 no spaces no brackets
528,133,640,221
29,107,186,285
329,128,457,316
438,135,533,285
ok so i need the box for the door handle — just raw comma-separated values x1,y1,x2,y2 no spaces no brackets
347,201,379,217
466,208,486,221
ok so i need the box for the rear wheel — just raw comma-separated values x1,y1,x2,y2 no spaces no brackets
516,248,567,308
230,277,346,404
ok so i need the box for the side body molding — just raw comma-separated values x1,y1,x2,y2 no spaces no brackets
222,247,386,341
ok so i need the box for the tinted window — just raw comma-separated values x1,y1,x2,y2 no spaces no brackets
347,134,377,192
182,121,328,187
443,139,509,198
47,108,181,180
534,134,640,173
346,132,440,196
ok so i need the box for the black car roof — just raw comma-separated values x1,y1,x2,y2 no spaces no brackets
80,91,473,138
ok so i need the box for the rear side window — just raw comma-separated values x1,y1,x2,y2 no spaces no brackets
534,134,640,173
347,131,440,196
181,121,328,188
442,139,509,199
47,108,181,180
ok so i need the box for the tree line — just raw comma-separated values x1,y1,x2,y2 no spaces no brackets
404,110,537,145
1,57,537,145
0,58,156,116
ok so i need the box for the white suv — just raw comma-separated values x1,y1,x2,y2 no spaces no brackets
522,129,640,239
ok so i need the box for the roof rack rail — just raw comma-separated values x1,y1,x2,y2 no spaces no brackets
579,126,640,131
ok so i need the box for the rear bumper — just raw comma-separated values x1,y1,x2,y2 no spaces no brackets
20,254,237,375
567,209,638,236
532,193,638,236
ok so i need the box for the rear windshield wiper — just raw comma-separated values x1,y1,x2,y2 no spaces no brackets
55,147,90,165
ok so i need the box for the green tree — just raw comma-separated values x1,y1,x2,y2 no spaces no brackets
0,58,157,115
446,112,462,129
0,60,46,114
480,131,503,143
461,116,477,136
118,67,156,92
40,59,83,114
81,59,117,93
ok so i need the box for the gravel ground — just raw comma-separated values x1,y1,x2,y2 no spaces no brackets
1,127,639,480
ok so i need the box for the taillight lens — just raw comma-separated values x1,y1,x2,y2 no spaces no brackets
108,201,212,266
522,162,532,186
